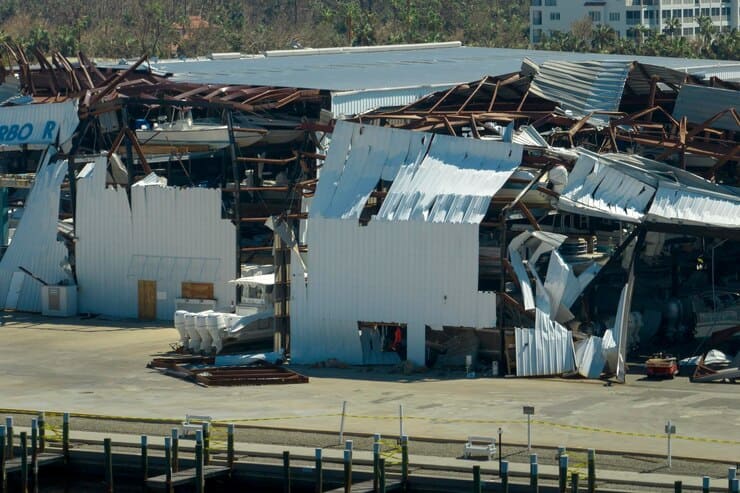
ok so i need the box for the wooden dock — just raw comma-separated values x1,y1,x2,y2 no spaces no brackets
4,452,64,473
325,479,403,493
145,465,230,489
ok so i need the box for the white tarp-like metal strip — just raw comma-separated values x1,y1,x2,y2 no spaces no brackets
0,100,79,147
515,308,575,377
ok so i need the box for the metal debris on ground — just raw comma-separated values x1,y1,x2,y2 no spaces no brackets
147,356,309,386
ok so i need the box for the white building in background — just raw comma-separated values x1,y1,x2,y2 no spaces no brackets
290,122,523,367
530,0,740,43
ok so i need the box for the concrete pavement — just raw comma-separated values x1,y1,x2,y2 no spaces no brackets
0,314,738,462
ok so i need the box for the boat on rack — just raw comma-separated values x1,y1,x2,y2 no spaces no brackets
233,113,305,145
135,111,265,149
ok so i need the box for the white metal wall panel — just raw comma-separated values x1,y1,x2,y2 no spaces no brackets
515,309,575,377
290,218,496,365
646,181,740,229
0,153,72,311
76,158,236,320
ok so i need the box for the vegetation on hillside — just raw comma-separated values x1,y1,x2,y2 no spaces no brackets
0,1,736,60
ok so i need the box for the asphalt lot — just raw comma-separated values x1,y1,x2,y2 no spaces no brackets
0,313,738,463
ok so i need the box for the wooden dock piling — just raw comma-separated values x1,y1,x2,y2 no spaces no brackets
501,460,509,493
37,413,45,454
195,433,204,493
62,413,69,465
20,431,28,493
227,424,235,471
5,418,13,461
472,464,481,493
164,437,173,493
283,450,291,493
378,457,386,493
587,449,596,493
0,426,7,493
171,428,179,473
401,435,409,491
30,419,38,493
104,437,113,493
315,448,323,493
559,455,569,493
140,436,148,488
343,449,352,493
571,472,579,493
530,454,538,492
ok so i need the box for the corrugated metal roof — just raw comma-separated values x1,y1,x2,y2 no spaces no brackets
515,309,575,377
0,153,72,311
528,60,632,122
331,85,451,117
148,45,740,92
672,84,739,131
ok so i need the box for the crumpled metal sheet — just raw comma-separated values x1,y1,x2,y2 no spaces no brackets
515,308,576,377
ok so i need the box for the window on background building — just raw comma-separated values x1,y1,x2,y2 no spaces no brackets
533,10,542,25
533,28,543,42
644,10,656,21
721,6,730,17
626,10,642,24
550,12,561,20
589,11,601,21
700,7,710,16
532,0,542,5
683,8,693,18
672,9,682,17
683,26,693,34
662,10,670,19
610,12,621,21
545,0,557,6
711,7,720,16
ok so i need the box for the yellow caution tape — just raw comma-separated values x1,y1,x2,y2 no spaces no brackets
1,408,737,446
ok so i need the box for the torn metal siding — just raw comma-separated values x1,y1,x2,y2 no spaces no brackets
574,336,607,379
0,152,72,311
377,132,523,223
313,121,522,224
559,151,655,222
312,122,430,220
646,181,740,229
672,84,739,131
515,309,575,377
528,60,631,120
75,158,236,320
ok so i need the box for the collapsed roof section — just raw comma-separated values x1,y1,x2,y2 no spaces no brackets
311,121,523,224
561,149,740,238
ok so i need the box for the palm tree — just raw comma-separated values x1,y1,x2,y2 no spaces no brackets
591,24,617,52
696,15,717,53
663,17,681,38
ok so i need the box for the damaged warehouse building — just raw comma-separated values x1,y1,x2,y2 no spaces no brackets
0,42,738,381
